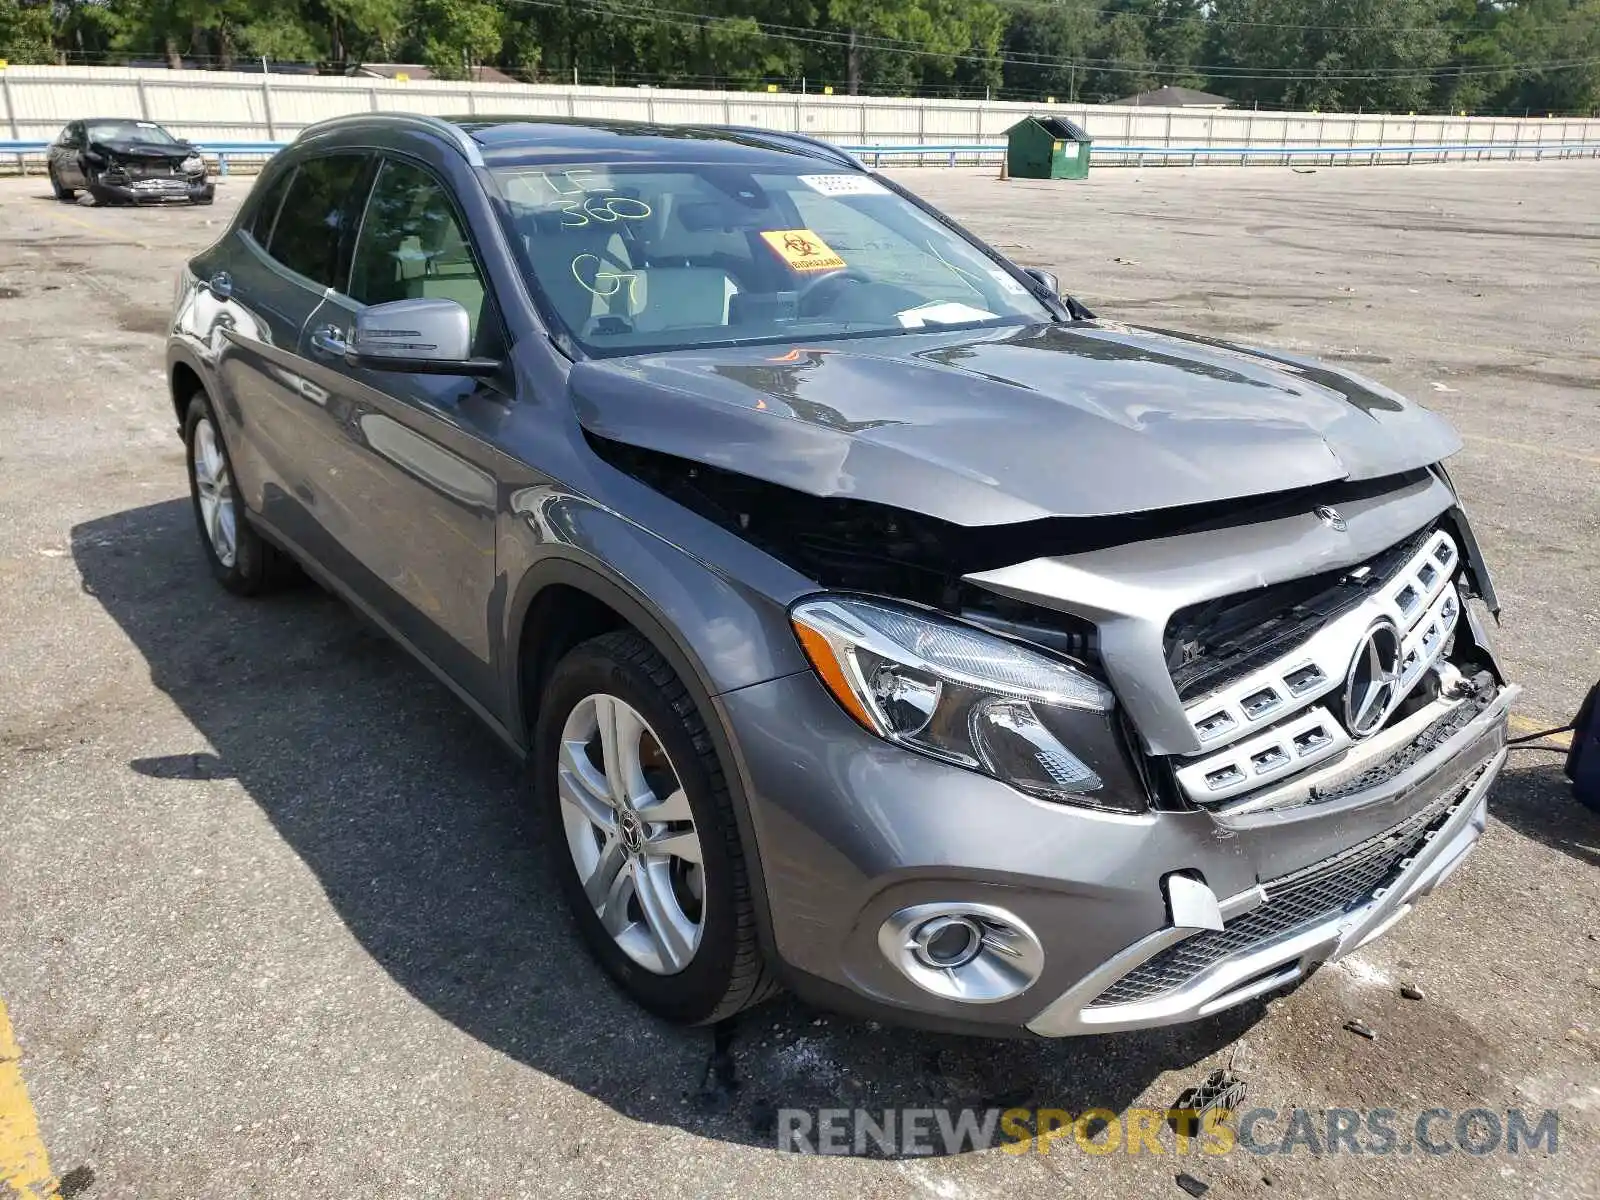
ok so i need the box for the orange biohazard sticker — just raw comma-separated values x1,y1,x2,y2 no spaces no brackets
760,229,847,272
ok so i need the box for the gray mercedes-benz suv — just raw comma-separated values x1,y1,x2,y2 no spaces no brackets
166,113,1515,1037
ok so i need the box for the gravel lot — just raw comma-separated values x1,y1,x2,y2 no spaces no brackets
0,161,1596,1200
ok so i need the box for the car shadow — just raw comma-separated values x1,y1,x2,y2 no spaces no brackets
74,498,1262,1156
1486,755,1599,869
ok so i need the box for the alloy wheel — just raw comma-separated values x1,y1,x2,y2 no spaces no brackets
557,693,706,975
191,417,238,568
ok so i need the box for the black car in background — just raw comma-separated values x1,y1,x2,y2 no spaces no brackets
47,118,215,205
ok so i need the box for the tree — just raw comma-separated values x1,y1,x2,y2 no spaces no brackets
307,0,408,68
413,0,503,77
1002,2,1098,100
0,0,53,63
235,4,323,64
827,0,1003,95
100,0,261,68
1491,0,1600,114
1141,0,1210,91
1088,11,1155,100
1206,0,1455,112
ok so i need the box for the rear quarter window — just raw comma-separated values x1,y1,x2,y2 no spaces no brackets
247,166,295,247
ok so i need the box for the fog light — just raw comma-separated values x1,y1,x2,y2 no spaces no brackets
878,902,1045,1003
912,915,983,969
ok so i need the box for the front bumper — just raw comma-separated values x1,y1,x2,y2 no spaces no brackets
90,176,214,205
1028,696,1509,1034
719,668,1514,1037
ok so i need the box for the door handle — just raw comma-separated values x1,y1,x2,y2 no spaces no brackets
310,325,350,358
204,271,232,301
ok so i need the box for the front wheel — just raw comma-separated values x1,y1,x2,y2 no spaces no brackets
48,165,74,201
534,631,778,1024
182,392,296,595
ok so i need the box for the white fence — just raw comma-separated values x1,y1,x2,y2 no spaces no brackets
3,65,1599,170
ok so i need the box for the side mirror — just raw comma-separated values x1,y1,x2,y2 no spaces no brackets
1021,266,1095,321
348,298,499,376
1021,267,1060,296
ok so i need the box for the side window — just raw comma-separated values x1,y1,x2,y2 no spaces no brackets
349,158,496,352
248,166,295,247
265,154,372,288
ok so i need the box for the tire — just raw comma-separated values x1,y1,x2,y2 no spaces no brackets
182,392,297,595
48,165,74,201
534,630,779,1025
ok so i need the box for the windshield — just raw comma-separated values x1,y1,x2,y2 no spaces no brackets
490,162,1054,355
88,120,181,145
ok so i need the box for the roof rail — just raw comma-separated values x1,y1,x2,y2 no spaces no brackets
294,112,484,167
716,126,866,171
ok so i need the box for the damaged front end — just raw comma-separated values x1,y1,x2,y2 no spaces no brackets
956,463,1516,1032
589,433,1103,654
590,432,1146,815
86,139,214,205
593,429,1513,1033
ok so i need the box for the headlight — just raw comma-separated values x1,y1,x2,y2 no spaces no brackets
791,596,1134,809
180,155,204,174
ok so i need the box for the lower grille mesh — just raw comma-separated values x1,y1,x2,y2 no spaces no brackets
1089,764,1486,1008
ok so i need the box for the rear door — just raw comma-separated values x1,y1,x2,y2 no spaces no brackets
292,155,512,705
209,153,376,567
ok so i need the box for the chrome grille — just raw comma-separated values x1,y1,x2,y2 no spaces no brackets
1177,705,1351,801
1173,528,1461,803
1089,766,1484,1008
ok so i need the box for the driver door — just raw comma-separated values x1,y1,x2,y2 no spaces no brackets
292,154,513,707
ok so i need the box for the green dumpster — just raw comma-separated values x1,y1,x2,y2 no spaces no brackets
1005,116,1092,180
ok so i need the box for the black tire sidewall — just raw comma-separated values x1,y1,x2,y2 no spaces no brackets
534,639,741,1024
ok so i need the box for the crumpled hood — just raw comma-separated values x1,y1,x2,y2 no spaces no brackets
90,138,194,161
569,320,1462,525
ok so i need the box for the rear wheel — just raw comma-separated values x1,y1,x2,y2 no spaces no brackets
534,631,778,1024
183,392,296,595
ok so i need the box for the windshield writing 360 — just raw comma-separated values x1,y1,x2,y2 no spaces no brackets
492,163,1051,354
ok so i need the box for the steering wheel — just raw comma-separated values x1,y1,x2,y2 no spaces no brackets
796,268,874,316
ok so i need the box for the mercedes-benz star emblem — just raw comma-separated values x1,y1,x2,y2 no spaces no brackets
1315,505,1348,532
618,808,645,856
1343,621,1403,738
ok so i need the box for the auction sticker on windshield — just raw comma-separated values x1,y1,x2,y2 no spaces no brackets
761,229,847,272
798,174,889,197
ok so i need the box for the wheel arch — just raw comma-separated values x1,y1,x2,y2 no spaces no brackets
507,555,741,757
168,353,208,433
507,555,785,968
